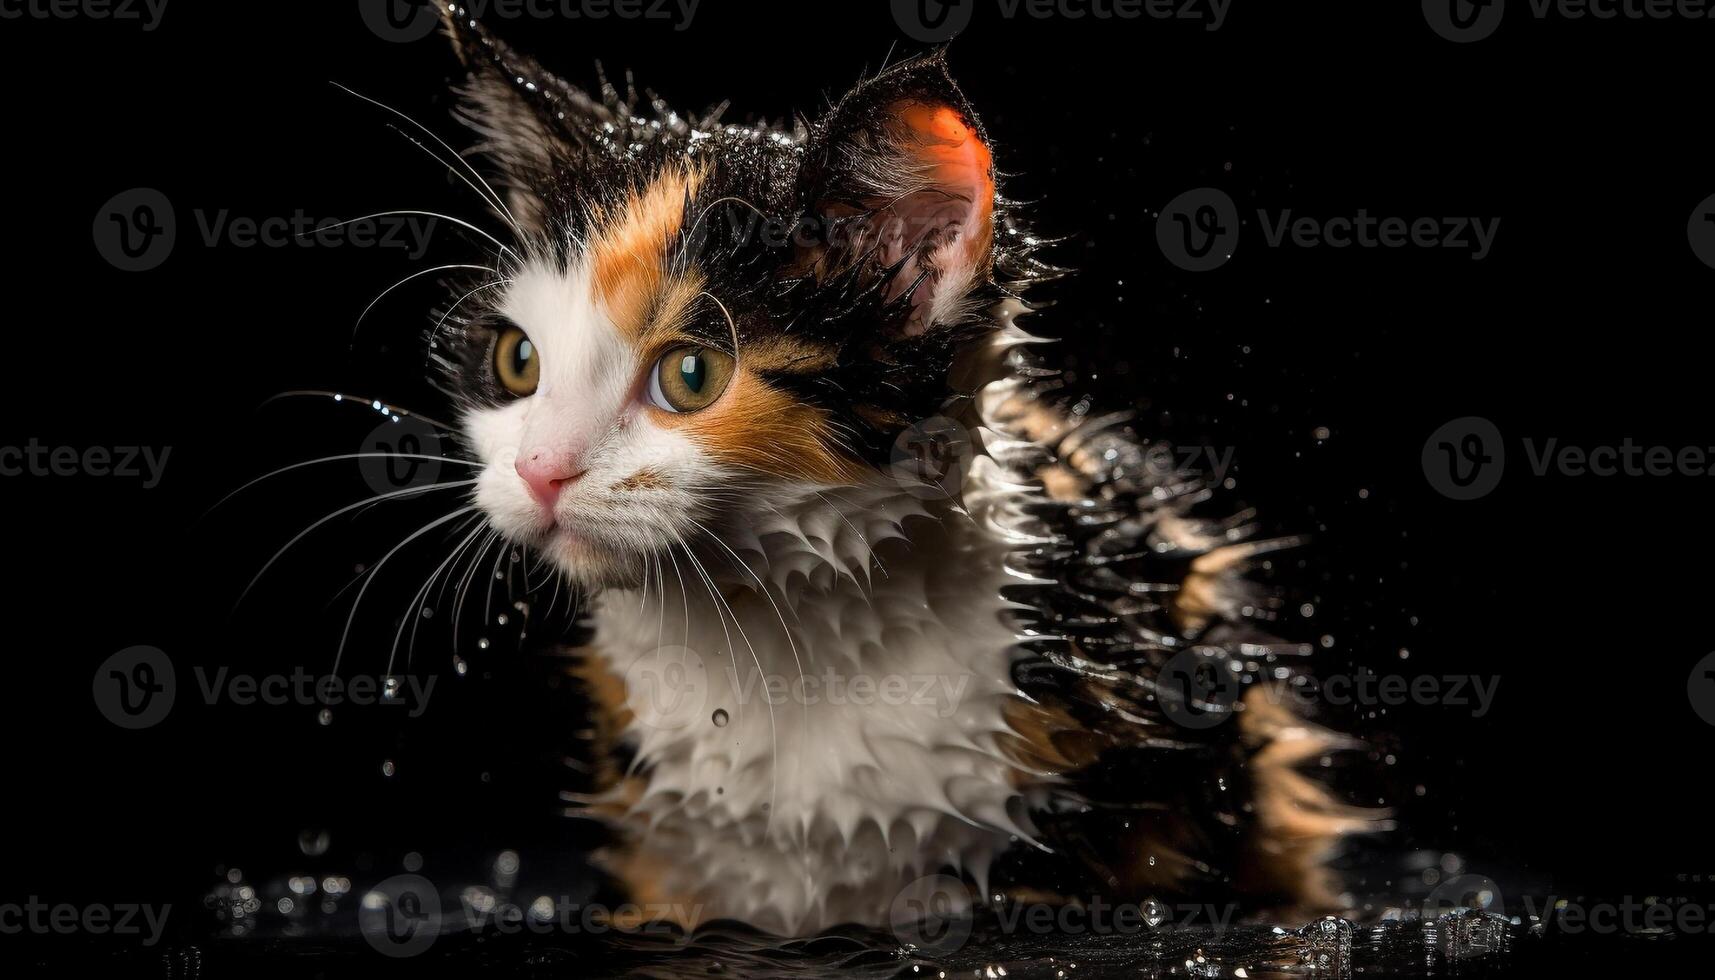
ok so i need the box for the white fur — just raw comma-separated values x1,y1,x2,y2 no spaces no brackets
464,255,1044,933
467,257,732,584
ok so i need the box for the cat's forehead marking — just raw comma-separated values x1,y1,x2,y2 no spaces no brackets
588,164,706,352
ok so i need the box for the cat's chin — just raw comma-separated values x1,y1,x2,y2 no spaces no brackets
531,526,653,590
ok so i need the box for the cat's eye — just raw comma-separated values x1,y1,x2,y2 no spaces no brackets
494,326,540,396
646,346,734,413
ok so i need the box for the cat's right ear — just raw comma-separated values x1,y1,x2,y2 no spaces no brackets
437,3,612,232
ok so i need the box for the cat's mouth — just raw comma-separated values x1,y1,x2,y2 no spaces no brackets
512,514,660,590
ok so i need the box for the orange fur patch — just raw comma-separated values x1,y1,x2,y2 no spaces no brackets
654,367,867,485
589,165,706,343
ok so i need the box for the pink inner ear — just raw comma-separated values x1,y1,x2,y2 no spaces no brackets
878,103,996,335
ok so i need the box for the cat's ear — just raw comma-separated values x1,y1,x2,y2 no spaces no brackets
438,4,616,232
795,53,997,338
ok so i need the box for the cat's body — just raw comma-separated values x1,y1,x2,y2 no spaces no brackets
590,469,1025,933
420,4,1372,935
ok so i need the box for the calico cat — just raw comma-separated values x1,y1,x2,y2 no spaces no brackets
423,5,1371,936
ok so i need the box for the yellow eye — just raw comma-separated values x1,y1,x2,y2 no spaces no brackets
647,346,734,413
494,326,539,396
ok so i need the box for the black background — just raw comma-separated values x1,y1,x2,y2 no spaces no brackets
1,0,1711,967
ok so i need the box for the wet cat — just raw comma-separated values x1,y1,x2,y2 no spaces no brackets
426,4,1370,935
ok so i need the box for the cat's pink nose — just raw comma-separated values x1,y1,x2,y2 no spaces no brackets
515,451,585,514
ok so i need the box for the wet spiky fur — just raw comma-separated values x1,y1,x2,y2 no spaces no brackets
427,4,1376,934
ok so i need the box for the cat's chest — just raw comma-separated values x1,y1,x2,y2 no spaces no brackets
588,512,1030,929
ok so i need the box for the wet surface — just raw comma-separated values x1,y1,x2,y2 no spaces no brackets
21,906,1715,979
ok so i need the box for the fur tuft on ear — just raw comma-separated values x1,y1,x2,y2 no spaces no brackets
437,3,620,232
795,52,997,337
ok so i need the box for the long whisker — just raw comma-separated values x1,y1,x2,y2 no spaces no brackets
675,536,778,835
259,391,460,432
237,480,478,609
430,519,495,657
452,529,502,644
391,514,489,676
685,516,806,831
328,82,523,236
303,211,515,260
354,263,499,342
208,453,479,515
433,279,513,344
334,506,480,677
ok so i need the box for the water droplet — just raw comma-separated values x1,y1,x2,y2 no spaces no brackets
477,638,490,650
453,656,468,676
496,613,509,626
381,760,396,778
712,709,729,727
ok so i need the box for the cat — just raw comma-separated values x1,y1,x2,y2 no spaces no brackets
423,4,1372,936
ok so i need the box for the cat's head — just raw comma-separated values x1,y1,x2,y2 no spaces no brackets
434,9,1020,587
